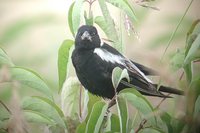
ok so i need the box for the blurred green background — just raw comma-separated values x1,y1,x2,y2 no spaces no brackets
0,0,72,92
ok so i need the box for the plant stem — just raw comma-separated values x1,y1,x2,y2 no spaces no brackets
135,119,147,133
79,85,82,119
85,0,96,18
160,0,194,61
0,100,11,114
155,94,169,109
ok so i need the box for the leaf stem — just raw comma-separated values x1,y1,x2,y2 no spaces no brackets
160,0,194,61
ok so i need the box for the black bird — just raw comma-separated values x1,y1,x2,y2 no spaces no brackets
71,25,183,99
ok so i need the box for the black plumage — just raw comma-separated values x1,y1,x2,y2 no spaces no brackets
71,25,183,99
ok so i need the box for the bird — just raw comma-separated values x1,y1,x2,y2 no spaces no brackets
71,25,183,99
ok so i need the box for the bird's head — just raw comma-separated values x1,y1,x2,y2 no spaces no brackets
75,25,101,49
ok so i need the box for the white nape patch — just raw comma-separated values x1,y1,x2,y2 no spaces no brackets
94,48,124,65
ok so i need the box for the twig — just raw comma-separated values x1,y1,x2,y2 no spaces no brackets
101,38,114,43
160,0,194,61
108,95,116,109
85,0,96,4
138,3,160,11
155,93,170,109
143,125,153,129
135,119,147,133
179,71,184,81
194,59,200,63
0,128,8,132
85,0,96,17
0,100,11,114
79,85,83,119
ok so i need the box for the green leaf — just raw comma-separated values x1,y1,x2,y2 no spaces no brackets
85,92,101,121
49,125,66,133
110,114,120,132
170,49,185,71
61,77,82,118
84,11,94,26
72,0,85,34
189,76,200,96
58,40,74,93
94,16,109,36
0,47,14,66
183,63,192,83
24,110,56,125
186,19,200,54
160,112,173,133
112,67,130,89
86,101,108,133
186,34,198,55
152,115,168,133
68,2,75,37
11,67,53,99
194,95,200,118
107,114,120,132
76,122,86,133
22,96,66,129
116,96,128,133
33,96,64,118
184,34,200,65
0,103,10,121
170,118,185,133
106,0,137,22
0,120,8,132
98,0,122,51
119,89,156,125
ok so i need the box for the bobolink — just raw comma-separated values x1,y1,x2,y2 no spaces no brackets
72,25,183,99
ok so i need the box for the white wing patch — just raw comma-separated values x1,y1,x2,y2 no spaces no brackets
100,39,104,46
94,48,124,65
94,47,152,83
127,60,153,83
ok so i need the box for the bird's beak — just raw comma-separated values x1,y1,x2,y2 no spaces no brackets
81,31,92,41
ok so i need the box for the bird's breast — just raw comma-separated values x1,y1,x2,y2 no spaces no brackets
72,49,93,71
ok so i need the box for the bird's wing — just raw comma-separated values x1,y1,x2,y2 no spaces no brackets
97,43,167,97
101,43,157,75
130,61,157,75
100,43,153,83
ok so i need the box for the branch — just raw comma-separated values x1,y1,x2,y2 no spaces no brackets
79,85,83,119
0,100,11,114
179,70,184,81
108,95,116,109
155,94,170,109
135,119,147,133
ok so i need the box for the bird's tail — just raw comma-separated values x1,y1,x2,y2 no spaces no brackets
154,84,184,95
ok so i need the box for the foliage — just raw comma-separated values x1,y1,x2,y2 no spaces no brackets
0,0,199,133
